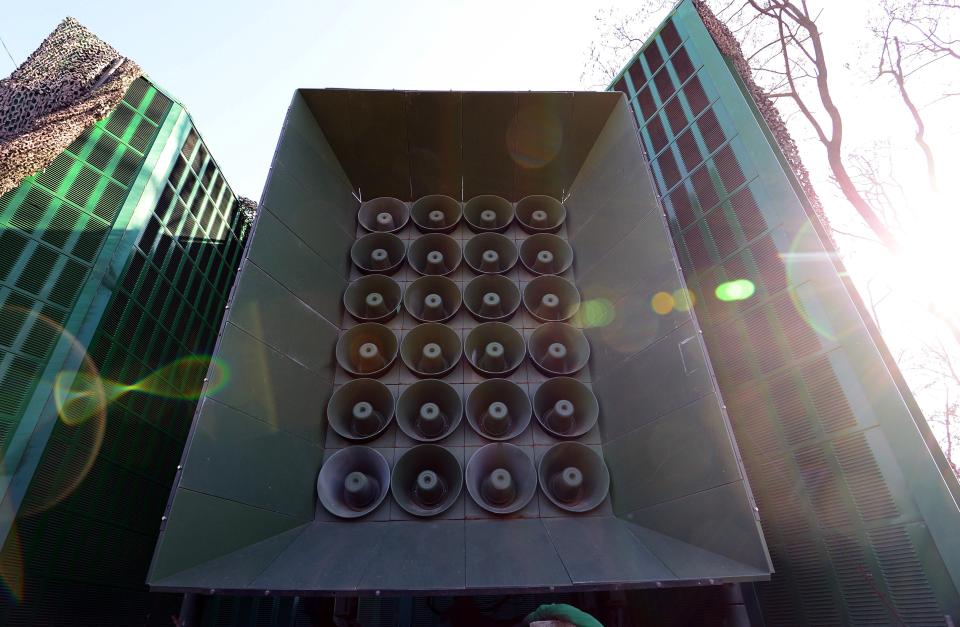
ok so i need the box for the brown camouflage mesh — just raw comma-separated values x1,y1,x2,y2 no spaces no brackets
0,17,142,197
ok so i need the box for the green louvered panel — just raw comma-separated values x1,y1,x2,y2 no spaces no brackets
0,78,172,455
610,1,960,624
2,109,249,626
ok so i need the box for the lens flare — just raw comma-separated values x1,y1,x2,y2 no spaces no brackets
506,105,563,169
574,298,616,328
672,288,696,312
651,291,674,315
54,355,230,427
0,304,108,522
715,279,756,302
784,221,837,341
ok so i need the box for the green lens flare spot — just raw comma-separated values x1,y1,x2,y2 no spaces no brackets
715,279,756,302
671,288,695,312
54,355,231,426
577,298,616,328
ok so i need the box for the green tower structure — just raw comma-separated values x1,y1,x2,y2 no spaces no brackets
0,21,248,626
609,1,960,624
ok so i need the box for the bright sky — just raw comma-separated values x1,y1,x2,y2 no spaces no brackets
3,0,644,200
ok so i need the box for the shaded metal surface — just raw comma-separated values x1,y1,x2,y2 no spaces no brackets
610,1,960,623
149,89,770,595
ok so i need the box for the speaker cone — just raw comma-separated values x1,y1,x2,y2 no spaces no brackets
463,233,519,274
519,233,573,276
516,195,566,233
336,323,399,377
533,377,599,438
396,379,462,442
522,275,580,322
317,446,391,518
465,443,537,514
344,275,402,322
465,379,531,441
411,195,462,233
408,233,462,276
463,195,514,233
463,275,521,322
351,232,406,275
528,322,590,376
400,323,462,377
403,275,462,323
391,445,463,517
326,378,395,441
538,442,610,513
464,322,525,377
358,197,410,233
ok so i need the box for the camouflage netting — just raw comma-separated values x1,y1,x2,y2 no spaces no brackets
0,17,142,197
692,0,831,235
238,195,258,225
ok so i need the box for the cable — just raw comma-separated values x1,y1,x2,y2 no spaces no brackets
0,33,16,66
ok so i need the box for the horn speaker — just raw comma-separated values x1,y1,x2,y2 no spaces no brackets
391,445,463,517
532,377,599,438
326,378,395,441
317,446,391,518
519,233,573,276
411,195,462,233
335,322,399,377
515,195,566,233
465,379,531,441
408,233,462,276
528,322,590,376
400,323,462,378
351,232,405,275
403,275,462,323
344,275,402,323
463,275,521,322
538,442,610,513
358,197,409,233
465,442,537,515
464,322,525,377
463,195,514,232
396,379,462,442
463,233,518,274
522,275,580,322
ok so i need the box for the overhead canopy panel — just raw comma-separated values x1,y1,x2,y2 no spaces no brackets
301,89,618,201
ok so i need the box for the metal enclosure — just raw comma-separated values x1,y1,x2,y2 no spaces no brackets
611,0,960,623
0,76,248,625
148,89,771,595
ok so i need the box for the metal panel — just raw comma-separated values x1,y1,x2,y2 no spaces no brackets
462,92,518,200
543,517,674,584
592,322,713,441
603,393,742,513
149,89,770,597
228,261,339,374
248,208,346,324
179,398,322,518
150,488,301,582
465,519,571,590
610,0,960,621
211,323,331,443
406,91,461,199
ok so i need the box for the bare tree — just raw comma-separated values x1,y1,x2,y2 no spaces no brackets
583,0,960,473
874,0,960,192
